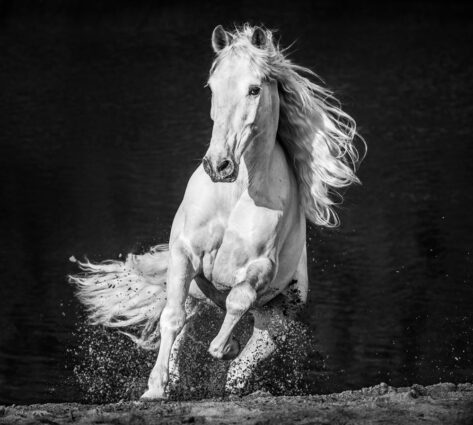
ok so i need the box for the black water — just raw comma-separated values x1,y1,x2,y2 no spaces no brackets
1,1,472,404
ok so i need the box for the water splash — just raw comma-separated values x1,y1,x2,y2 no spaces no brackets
69,303,323,402
68,320,153,402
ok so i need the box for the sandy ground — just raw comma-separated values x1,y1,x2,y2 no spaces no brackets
1,382,472,425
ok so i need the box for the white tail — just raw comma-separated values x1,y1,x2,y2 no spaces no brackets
69,244,169,350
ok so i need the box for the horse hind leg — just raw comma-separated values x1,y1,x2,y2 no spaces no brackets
225,247,309,394
224,290,307,395
224,307,277,394
291,244,308,305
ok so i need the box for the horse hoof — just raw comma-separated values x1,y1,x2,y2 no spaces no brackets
221,336,240,360
140,389,167,401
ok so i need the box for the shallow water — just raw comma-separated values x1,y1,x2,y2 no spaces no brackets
1,1,472,404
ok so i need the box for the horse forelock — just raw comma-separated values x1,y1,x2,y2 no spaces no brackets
209,24,364,227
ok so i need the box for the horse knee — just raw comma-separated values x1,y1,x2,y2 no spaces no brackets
226,283,257,314
160,304,186,334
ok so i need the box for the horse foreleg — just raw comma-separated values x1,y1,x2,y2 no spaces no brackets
167,298,201,391
167,321,188,389
141,246,194,400
208,259,273,360
207,281,256,359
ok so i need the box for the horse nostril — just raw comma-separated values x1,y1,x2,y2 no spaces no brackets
202,157,212,175
217,159,232,174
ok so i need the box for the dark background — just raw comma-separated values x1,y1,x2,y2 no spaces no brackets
1,0,472,404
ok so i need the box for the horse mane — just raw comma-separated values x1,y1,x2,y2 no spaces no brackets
210,24,363,227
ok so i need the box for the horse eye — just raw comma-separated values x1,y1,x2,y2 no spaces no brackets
248,86,261,96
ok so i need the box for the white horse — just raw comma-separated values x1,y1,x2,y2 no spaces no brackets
70,24,361,400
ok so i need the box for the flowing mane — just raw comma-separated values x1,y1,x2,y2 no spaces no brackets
210,24,362,227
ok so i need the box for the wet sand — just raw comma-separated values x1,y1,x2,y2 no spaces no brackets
1,382,472,424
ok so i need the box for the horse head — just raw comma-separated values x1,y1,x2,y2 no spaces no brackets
203,25,280,183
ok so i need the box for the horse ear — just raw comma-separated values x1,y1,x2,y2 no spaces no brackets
251,26,267,49
212,25,229,53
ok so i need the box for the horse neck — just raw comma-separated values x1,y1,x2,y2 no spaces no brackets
238,130,277,193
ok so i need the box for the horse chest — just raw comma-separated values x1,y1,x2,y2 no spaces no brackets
194,184,283,289
201,231,249,288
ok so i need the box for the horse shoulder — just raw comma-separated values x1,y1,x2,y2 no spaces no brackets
171,165,226,258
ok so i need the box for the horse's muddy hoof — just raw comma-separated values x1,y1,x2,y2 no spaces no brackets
246,390,273,398
140,389,168,402
221,336,241,361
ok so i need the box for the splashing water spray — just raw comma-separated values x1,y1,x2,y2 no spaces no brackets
68,301,323,402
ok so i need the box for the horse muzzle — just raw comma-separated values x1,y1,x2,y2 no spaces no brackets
202,156,239,183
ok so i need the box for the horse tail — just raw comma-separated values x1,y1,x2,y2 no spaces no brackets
68,244,169,350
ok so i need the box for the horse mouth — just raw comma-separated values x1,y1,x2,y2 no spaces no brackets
213,173,237,183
